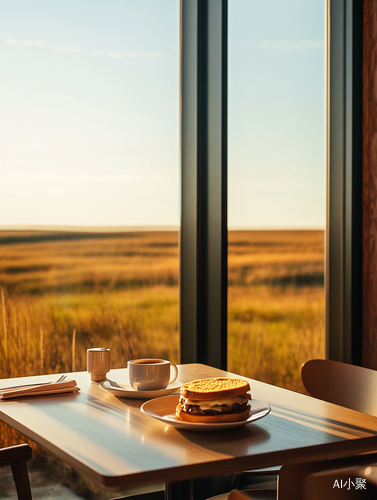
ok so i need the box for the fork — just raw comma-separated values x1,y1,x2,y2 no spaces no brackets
0,374,67,391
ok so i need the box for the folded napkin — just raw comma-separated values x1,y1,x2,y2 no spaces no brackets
0,378,80,400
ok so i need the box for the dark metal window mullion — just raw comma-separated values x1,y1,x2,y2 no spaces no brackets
327,0,363,364
180,0,227,369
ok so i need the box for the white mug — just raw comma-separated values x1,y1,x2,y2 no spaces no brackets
127,358,178,391
87,348,111,382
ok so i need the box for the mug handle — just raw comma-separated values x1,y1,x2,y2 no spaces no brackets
169,363,178,384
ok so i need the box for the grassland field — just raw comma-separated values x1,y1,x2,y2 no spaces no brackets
0,229,325,496
0,229,325,390
0,231,325,499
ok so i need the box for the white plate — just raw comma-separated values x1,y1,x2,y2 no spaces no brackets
99,379,182,399
141,395,271,432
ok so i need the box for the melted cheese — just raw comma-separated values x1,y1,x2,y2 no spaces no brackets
183,394,250,412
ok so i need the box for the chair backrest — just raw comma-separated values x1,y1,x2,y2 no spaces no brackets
303,464,377,500
278,453,377,500
221,455,377,500
301,359,377,416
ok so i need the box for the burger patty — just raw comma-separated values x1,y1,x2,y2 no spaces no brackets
178,398,250,416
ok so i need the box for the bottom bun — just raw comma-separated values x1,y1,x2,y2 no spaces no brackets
176,407,251,423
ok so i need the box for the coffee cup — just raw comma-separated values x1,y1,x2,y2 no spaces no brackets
127,358,178,391
87,347,111,382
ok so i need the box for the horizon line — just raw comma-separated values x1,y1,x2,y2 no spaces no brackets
0,224,325,233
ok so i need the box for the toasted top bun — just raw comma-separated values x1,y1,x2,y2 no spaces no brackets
180,377,250,401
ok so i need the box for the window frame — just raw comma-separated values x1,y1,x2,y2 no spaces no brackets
180,0,227,369
326,0,363,364
179,0,363,368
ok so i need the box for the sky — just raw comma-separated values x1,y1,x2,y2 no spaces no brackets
0,0,326,230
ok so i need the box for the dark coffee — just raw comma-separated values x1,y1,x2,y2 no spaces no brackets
133,359,164,365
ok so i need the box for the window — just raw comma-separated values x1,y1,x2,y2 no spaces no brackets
227,0,326,392
180,0,363,376
0,0,180,382
1,0,180,495
0,0,364,496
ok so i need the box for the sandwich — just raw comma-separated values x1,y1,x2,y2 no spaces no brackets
176,377,251,423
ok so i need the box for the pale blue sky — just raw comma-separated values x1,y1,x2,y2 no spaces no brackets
229,0,325,229
0,0,325,229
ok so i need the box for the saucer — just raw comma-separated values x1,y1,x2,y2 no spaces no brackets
99,379,182,399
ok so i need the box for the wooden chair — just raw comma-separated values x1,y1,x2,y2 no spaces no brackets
210,453,377,500
237,359,377,487
277,454,377,500
303,463,377,500
0,443,33,500
207,359,377,500
301,358,377,416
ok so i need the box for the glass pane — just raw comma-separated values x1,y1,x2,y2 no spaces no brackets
228,0,326,393
0,1,179,497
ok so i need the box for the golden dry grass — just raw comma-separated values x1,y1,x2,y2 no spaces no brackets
228,285,325,393
0,228,325,496
227,230,325,393
0,286,180,379
0,231,178,294
228,230,324,287
0,229,325,392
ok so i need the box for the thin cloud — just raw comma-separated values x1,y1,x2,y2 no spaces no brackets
107,50,140,58
52,45,85,54
5,39,44,46
102,50,167,59
107,51,123,58
145,52,169,58
5,39,168,58
259,40,324,50
89,50,106,57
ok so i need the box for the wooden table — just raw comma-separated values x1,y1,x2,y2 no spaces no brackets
1,363,377,500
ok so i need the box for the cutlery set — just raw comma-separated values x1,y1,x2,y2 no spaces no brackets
0,375,80,400
0,374,67,391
